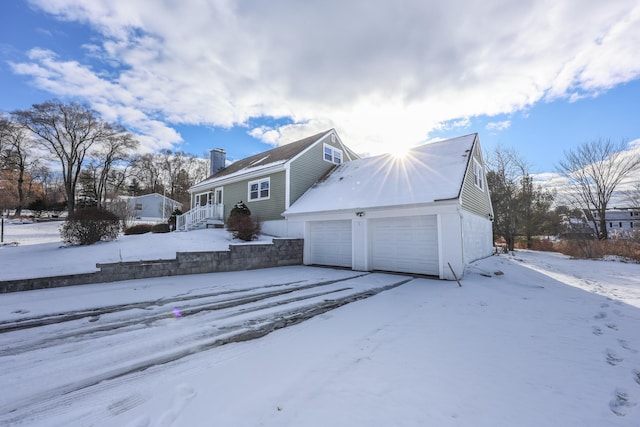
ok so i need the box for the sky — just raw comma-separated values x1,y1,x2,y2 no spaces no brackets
1,0,639,174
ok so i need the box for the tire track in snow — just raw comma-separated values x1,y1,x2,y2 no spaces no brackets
0,276,412,424
0,279,312,333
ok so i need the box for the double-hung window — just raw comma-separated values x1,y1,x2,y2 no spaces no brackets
248,178,270,201
324,144,343,164
473,159,484,191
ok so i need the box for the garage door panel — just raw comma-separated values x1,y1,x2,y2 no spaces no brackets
371,216,438,275
309,220,352,268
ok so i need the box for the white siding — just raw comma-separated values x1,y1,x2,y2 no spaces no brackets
462,210,494,263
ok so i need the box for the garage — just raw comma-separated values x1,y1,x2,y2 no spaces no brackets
370,216,439,276
308,220,352,268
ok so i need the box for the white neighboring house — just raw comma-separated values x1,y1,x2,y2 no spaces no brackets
124,193,183,222
283,133,494,280
591,208,640,237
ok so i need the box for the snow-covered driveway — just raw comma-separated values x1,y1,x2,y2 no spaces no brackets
0,266,411,424
1,254,640,426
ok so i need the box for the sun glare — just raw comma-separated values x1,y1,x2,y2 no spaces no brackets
391,146,410,159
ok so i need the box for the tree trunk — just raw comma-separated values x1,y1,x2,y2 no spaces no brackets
599,216,608,240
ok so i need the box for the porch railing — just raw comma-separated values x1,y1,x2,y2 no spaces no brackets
176,204,224,231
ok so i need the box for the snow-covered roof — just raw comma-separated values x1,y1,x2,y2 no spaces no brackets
284,134,477,216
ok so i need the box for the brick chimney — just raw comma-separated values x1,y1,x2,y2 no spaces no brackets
210,148,226,176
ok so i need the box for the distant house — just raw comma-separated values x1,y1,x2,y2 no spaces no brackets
179,129,359,235
283,133,494,280
591,208,640,237
125,193,182,221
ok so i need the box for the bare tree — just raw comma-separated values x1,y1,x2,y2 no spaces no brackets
0,118,39,216
486,146,555,250
624,182,640,208
86,130,139,207
158,149,208,206
12,100,120,214
557,139,640,240
486,146,528,251
130,153,163,194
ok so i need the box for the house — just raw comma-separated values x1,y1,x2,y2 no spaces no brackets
283,133,494,280
125,193,182,221
179,129,359,235
591,207,640,238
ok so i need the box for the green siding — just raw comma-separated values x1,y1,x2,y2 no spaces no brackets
460,141,493,217
222,171,286,221
289,138,344,204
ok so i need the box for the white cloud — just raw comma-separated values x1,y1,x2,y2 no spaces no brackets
486,121,511,132
13,0,640,155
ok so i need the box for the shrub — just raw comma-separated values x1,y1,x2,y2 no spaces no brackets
554,238,640,262
60,207,120,245
168,208,183,230
530,238,555,252
226,201,261,241
124,223,154,235
151,223,170,233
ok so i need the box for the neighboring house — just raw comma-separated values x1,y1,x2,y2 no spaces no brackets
283,133,494,280
559,212,595,239
591,208,640,237
179,129,359,235
125,193,183,221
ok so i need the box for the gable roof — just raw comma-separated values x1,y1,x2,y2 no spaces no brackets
221,130,332,178
189,129,338,192
284,133,478,216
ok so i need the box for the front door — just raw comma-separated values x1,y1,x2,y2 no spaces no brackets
214,188,223,205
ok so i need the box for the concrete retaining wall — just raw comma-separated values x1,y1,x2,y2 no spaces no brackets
0,238,303,293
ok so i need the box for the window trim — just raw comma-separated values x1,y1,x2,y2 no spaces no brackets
248,177,270,201
323,143,343,165
473,159,485,191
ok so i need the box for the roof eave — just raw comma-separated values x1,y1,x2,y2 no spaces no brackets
189,162,286,193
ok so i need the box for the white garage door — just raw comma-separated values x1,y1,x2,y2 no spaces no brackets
309,220,352,268
371,216,439,275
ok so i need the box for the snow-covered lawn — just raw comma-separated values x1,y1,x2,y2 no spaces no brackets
0,220,273,280
1,222,639,426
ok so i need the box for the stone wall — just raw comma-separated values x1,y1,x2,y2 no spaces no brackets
0,238,303,293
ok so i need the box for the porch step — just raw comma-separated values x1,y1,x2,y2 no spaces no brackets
205,220,225,229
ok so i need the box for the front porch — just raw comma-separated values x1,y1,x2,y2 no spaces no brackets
176,204,224,231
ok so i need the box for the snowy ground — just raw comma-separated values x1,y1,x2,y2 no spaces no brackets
1,223,639,426
0,220,273,280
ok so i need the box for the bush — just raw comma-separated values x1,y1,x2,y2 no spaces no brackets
529,238,555,252
226,201,261,241
151,223,170,233
60,207,120,245
168,208,183,230
123,223,154,235
553,238,640,262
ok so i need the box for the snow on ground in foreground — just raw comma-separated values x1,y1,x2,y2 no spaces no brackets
0,223,639,426
0,221,273,280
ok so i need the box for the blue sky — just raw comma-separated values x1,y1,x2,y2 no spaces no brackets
1,0,639,173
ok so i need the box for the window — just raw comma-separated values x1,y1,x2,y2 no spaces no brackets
248,178,270,201
323,143,343,164
473,159,484,191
